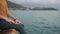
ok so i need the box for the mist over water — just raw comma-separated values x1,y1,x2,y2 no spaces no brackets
10,10,60,34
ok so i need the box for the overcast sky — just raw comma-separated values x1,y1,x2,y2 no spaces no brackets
8,0,60,9
8,0,60,4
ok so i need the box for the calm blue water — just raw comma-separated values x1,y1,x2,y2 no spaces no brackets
10,10,60,34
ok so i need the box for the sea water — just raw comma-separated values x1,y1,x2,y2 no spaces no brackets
10,10,60,34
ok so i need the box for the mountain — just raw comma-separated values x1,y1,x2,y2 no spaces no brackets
6,0,26,9
6,0,58,10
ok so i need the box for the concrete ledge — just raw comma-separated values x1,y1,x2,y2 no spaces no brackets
0,29,18,34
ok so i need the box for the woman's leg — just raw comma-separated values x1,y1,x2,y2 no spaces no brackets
11,24,26,34
0,19,26,34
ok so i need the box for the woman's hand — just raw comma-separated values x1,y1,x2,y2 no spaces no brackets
9,20,15,24
5,19,15,24
14,19,22,24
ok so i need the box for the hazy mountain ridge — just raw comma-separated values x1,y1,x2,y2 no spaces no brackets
7,1,58,10
7,0,26,10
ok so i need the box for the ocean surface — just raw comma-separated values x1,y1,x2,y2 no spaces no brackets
10,10,60,34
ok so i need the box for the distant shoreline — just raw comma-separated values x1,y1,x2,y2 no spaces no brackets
9,8,57,11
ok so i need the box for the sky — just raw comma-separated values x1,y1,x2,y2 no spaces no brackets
8,0,60,9
8,0,60,4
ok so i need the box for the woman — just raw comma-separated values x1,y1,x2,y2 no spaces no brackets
0,0,26,34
